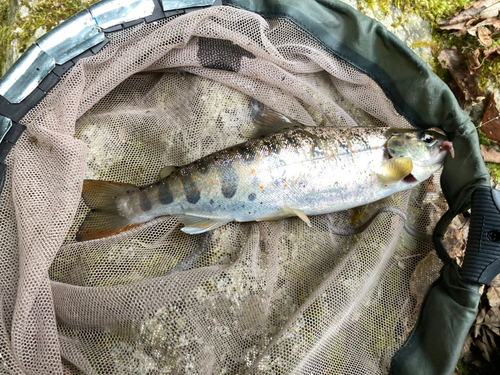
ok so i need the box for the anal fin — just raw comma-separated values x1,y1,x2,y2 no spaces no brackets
283,205,312,227
175,214,229,235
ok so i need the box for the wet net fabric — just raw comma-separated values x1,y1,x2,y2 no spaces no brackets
0,6,448,375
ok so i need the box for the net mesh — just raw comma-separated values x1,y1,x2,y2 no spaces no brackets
0,6,447,374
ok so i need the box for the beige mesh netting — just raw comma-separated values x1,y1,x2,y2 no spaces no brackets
0,6,448,374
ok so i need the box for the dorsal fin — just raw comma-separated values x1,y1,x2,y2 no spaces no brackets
243,99,304,138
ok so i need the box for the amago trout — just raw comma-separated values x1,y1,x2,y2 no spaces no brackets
76,102,453,241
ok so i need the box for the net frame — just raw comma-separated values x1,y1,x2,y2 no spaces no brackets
0,5,457,375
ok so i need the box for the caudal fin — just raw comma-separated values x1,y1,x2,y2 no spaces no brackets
76,180,141,241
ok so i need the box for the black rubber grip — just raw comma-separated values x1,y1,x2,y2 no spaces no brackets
460,187,500,285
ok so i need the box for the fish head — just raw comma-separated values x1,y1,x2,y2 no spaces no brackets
386,130,450,182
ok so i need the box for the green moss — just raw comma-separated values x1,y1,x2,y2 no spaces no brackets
392,0,500,92
391,16,404,29
393,0,474,27
10,0,98,55
0,0,9,74
486,162,500,181
477,128,491,147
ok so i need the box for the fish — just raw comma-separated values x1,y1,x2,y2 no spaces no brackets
76,101,452,241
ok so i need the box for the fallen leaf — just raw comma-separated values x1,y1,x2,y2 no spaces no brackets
475,306,488,337
440,21,468,33
438,49,483,102
478,26,493,46
481,145,500,162
475,338,492,362
481,92,500,142
439,1,500,28
484,309,500,336
485,328,498,350
467,49,482,74
480,0,500,18
484,44,500,59
490,273,500,287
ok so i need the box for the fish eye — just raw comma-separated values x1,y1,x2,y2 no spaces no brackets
422,133,434,143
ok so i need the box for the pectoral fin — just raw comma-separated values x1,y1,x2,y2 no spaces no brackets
175,214,229,235
377,157,413,186
283,205,312,227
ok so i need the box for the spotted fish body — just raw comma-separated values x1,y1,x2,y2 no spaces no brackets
77,124,449,241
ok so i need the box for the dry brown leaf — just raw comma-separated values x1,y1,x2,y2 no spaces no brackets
439,1,500,27
491,273,500,287
475,338,492,362
467,49,482,74
481,91,500,141
481,145,500,162
485,328,498,350
484,309,500,337
480,1,500,18
438,49,483,102
478,26,494,46
476,306,488,337
484,44,500,59
440,22,468,32
486,286,500,308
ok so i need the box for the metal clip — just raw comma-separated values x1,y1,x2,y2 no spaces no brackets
162,0,215,12
90,0,156,29
37,9,104,65
0,44,55,104
0,116,12,143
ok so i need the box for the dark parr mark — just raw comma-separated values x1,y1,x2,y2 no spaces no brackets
182,174,200,204
158,183,173,205
220,163,239,198
140,191,152,211
248,193,256,201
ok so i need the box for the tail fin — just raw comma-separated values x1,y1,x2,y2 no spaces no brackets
76,180,141,241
